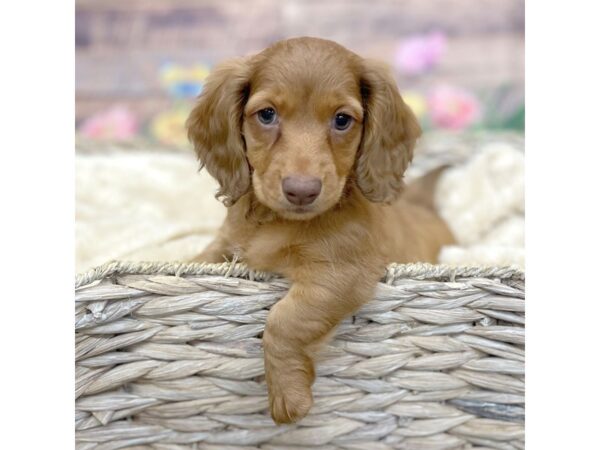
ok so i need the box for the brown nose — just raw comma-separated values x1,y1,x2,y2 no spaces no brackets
282,176,322,206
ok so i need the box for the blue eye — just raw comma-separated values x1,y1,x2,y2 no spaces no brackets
257,108,277,125
333,113,352,131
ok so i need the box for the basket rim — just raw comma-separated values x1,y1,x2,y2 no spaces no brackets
75,260,525,289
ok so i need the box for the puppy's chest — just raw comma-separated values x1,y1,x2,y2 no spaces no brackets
232,223,310,273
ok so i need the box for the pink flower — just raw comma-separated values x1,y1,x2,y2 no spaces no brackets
394,31,446,75
79,106,139,140
427,85,481,130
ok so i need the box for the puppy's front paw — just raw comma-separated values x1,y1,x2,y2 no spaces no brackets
263,302,317,424
268,374,313,424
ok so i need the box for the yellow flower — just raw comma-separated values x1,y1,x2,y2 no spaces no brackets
160,64,211,98
402,91,427,119
161,64,210,85
150,108,190,147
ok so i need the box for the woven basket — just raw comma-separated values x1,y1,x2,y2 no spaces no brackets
75,261,524,450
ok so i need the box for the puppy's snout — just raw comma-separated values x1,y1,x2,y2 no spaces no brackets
282,176,322,206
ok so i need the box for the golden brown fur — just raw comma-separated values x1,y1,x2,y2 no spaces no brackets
187,37,455,424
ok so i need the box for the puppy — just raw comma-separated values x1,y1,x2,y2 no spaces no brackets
186,37,455,424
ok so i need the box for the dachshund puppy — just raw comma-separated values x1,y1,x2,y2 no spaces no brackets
186,37,455,424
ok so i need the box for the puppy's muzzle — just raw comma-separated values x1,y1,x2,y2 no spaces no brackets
282,176,322,206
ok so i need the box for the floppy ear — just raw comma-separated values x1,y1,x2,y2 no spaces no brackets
355,60,422,203
186,57,252,206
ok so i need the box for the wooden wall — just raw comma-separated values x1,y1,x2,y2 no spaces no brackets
76,0,524,127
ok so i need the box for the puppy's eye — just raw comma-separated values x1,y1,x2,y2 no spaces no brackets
257,107,278,125
333,113,353,131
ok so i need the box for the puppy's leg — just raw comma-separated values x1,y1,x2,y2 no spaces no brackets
190,235,232,263
263,265,379,424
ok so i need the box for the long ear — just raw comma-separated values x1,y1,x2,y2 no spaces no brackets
355,60,422,203
186,57,252,206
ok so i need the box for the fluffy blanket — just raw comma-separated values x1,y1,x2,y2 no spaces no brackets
435,142,524,268
75,134,524,273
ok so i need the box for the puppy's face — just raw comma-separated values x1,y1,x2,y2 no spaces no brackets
243,46,364,219
187,38,421,218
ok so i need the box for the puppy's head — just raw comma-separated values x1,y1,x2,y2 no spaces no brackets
187,37,421,218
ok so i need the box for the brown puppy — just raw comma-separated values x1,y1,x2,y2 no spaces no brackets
186,37,455,424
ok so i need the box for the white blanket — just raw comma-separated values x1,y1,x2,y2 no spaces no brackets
436,142,524,269
76,138,524,273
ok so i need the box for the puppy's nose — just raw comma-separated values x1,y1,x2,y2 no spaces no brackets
282,176,322,206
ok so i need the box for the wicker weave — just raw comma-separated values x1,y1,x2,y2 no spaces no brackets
75,261,524,450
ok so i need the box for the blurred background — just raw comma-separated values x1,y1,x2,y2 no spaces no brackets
75,0,524,147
